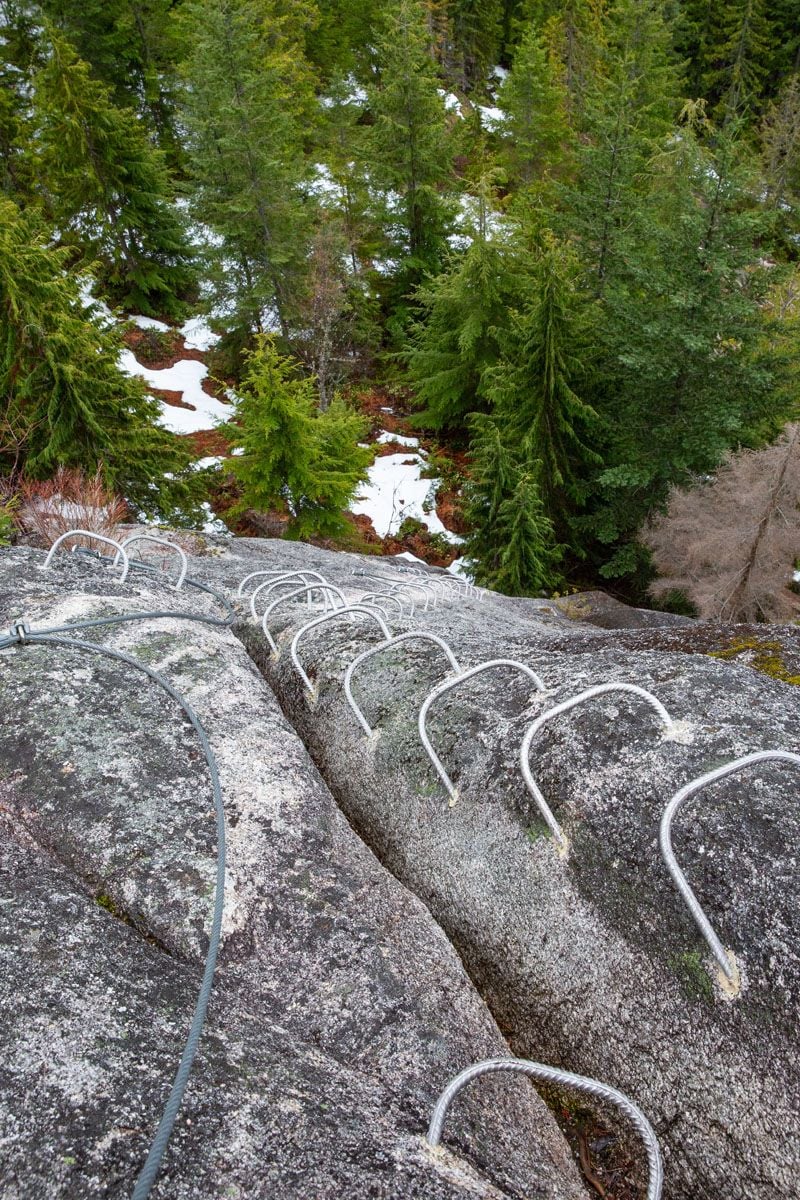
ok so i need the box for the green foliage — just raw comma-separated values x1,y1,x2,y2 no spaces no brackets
498,20,572,188
701,0,772,124
0,496,17,545
444,0,504,93
586,112,789,575
33,30,195,314
179,0,316,336
494,466,562,594
226,336,372,536
484,230,600,536
366,0,456,313
36,0,183,156
407,186,519,430
0,196,197,518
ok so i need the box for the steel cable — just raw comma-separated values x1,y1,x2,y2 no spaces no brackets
0,624,226,1200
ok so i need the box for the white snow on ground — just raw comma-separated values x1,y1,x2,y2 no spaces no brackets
394,551,427,564
78,276,115,327
478,105,506,130
350,451,463,543
180,315,220,351
376,430,422,449
490,65,509,86
119,348,231,435
438,89,463,115
128,314,171,332
193,456,224,471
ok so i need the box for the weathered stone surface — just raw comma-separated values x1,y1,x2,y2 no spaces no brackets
187,535,800,1200
0,545,586,1200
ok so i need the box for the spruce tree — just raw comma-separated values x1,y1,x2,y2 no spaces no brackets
498,20,572,189
494,465,562,594
702,0,771,124
227,337,372,537
444,0,504,93
366,0,456,310
0,196,194,517
179,0,314,337
762,74,800,213
33,30,194,315
37,0,182,156
560,0,682,296
406,177,519,430
588,110,789,579
484,231,600,540
462,412,520,582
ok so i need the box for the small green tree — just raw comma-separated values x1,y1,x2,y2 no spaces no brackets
494,464,562,594
227,337,372,537
484,231,600,539
366,0,456,309
33,30,194,314
462,412,520,583
498,21,572,188
0,196,196,517
407,178,519,430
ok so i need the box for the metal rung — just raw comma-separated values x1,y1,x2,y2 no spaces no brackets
115,533,188,590
43,530,131,583
291,605,392,695
418,659,547,805
344,632,461,737
261,583,347,654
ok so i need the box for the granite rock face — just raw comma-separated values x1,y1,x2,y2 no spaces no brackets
179,535,800,1200
0,545,587,1200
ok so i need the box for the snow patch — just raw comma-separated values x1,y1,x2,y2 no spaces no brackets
350,451,462,543
119,349,231,435
477,105,506,130
128,314,170,332
376,429,422,450
180,315,220,351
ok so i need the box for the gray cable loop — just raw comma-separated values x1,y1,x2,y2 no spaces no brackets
115,534,189,590
418,660,547,805
426,1057,662,1200
344,632,461,737
659,749,800,983
248,570,339,619
290,605,392,695
261,583,347,654
520,683,675,852
0,628,226,1200
43,530,131,583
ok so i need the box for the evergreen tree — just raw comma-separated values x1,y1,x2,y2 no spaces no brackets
494,464,562,594
762,73,800,213
462,411,519,580
406,177,518,430
37,0,182,156
366,0,456,311
0,196,194,516
588,109,790,579
444,0,504,93
227,337,372,536
179,0,314,337
560,0,682,296
702,0,771,124
537,0,606,124
484,231,600,538
498,20,572,188
33,30,195,314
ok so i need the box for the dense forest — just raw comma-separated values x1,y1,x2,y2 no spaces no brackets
1,0,799,610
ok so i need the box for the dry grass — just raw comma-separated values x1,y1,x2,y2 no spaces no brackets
13,467,128,549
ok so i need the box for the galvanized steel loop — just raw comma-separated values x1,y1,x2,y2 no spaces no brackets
344,632,462,737
117,534,189,590
291,605,391,695
418,659,547,804
659,749,800,982
520,683,675,850
427,1057,662,1200
43,530,131,583
261,583,347,654
248,570,336,617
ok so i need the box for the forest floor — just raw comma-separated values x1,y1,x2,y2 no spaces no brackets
120,317,470,569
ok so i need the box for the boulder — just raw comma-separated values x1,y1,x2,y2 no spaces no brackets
198,535,800,1200
0,545,586,1200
